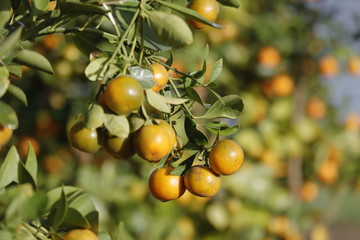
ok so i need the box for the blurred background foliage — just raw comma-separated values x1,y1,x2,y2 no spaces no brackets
2,0,360,239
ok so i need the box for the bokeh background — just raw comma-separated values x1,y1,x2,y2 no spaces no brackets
2,0,360,239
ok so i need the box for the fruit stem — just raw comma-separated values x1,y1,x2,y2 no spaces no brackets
22,222,49,240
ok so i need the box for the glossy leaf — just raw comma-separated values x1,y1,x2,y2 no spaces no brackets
155,0,223,29
218,0,240,8
204,121,240,136
148,10,193,48
184,116,208,146
0,146,20,189
85,104,104,129
145,89,171,113
13,49,54,74
202,95,243,119
104,114,130,138
0,27,22,58
129,66,154,89
7,84,28,106
128,114,145,133
0,101,18,128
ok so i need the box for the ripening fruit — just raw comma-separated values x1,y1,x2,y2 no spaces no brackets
148,166,186,201
151,62,169,92
133,125,172,162
17,136,41,157
300,181,318,202
103,133,135,160
347,57,360,75
269,74,294,97
0,124,13,147
104,76,144,116
258,46,281,68
184,165,221,197
209,139,244,175
306,97,327,120
63,229,98,240
186,0,219,29
68,121,100,153
317,159,338,184
157,120,177,152
319,55,338,77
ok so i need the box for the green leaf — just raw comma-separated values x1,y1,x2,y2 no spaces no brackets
0,146,20,188
13,49,54,74
73,33,102,57
208,58,223,84
98,231,112,240
6,64,23,78
46,186,82,211
217,0,240,8
24,190,48,220
204,121,240,136
155,0,223,29
116,222,134,240
148,10,193,48
170,153,197,176
85,104,104,129
0,230,12,240
0,101,18,128
202,95,243,119
24,142,38,184
85,57,119,81
203,44,209,61
145,89,171,113
51,186,68,230
31,0,49,16
184,116,208,146
184,87,204,106
0,0,12,30
61,208,90,229
129,66,154,89
104,114,130,138
58,2,107,15
0,78,10,98
160,96,188,105
0,27,22,58
7,84,28,106
18,162,37,189
128,114,145,133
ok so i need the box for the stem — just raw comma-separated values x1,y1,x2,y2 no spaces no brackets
22,222,49,240
168,78,197,119
37,27,119,41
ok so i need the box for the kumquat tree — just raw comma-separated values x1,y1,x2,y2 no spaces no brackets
1,0,360,239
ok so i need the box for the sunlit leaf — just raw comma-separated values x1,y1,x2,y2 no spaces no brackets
0,27,22,58
208,58,223,84
145,89,171,113
18,161,37,189
129,66,154,89
85,104,104,129
104,114,130,138
24,142,38,185
202,95,243,119
204,121,240,136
